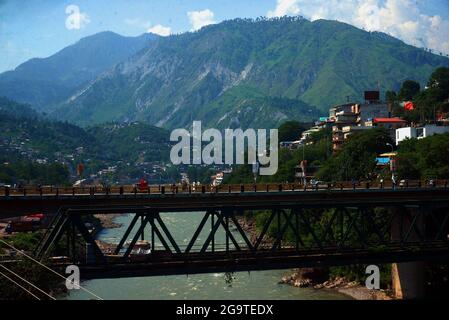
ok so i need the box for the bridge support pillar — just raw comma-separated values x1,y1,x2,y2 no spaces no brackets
391,206,426,299
392,262,425,299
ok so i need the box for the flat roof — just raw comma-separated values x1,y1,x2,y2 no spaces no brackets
373,118,407,123
379,152,397,157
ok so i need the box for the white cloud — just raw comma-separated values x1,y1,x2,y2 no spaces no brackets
267,0,449,55
65,5,90,30
147,24,171,37
125,17,171,37
187,9,216,31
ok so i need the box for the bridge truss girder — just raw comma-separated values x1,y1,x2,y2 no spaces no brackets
33,203,449,272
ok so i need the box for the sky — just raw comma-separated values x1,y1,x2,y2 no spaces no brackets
0,0,448,73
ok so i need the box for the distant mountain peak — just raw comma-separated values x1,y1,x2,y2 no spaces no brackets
0,31,159,111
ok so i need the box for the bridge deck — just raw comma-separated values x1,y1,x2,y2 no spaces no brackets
1,182,449,218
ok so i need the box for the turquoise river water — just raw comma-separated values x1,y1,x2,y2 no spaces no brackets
65,213,349,300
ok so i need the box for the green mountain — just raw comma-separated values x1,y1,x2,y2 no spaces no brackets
86,122,170,163
0,97,39,119
0,32,158,112
50,17,449,129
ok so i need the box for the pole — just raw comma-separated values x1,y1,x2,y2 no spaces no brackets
141,215,144,241
302,143,305,161
386,143,394,153
211,213,215,252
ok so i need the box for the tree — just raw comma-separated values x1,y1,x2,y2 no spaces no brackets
385,90,397,103
398,80,421,101
413,67,449,122
391,67,449,124
397,133,449,179
278,121,307,142
316,128,393,182
426,67,449,103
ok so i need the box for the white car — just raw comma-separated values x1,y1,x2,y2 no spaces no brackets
309,179,323,186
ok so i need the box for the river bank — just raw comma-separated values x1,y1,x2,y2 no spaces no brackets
236,215,394,300
94,214,122,229
279,270,393,300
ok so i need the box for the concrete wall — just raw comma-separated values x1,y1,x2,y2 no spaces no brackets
359,103,389,122
423,125,449,136
396,127,416,145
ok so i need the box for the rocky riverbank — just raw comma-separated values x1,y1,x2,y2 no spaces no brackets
235,215,394,300
279,269,393,300
236,216,273,248
94,214,122,229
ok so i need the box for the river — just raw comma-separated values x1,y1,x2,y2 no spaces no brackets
66,212,349,300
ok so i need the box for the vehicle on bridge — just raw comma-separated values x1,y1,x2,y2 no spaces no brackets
5,219,40,234
136,178,149,191
4,213,44,234
107,240,172,263
131,240,151,255
309,179,324,187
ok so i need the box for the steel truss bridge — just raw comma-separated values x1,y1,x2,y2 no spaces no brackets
1,181,449,279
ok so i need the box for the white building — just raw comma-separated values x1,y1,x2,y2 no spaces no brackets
211,172,224,186
396,125,449,145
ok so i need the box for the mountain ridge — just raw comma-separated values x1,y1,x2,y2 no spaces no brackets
0,31,159,111
2,17,449,130
52,17,449,129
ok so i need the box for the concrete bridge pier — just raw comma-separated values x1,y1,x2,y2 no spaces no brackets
392,262,425,299
391,206,426,299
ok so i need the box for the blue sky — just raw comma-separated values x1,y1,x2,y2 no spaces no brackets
1,0,448,73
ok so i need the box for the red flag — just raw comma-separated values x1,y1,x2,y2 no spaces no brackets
404,101,414,111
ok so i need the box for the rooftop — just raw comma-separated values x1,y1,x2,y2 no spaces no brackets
373,118,407,123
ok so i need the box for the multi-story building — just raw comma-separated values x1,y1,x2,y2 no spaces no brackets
329,91,405,152
315,117,335,130
358,103,390,124
342,125,372,140
211,172,224,186
329,103,359,152
294,160,320,184
396,124,449,145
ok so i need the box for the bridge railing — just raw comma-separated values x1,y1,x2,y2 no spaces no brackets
0,179,448,197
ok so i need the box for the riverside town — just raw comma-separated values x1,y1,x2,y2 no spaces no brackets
1,0,449,315
169,121,279,175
